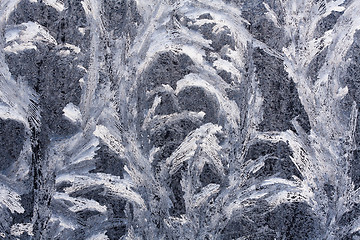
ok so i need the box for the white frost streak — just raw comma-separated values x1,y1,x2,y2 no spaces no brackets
54,192,107,213
56,173,146,208
192,184,220,207
57,44,81,56
263,2,280,28
261,177,299,188
0,184,24,214
43,0,64,12
10,223,33,237
0,99,30,126
0,0,22,25
142,95,162,129
27,0,64,12
145,111,205,133
86,232,110,240
68,135,99,166
166,123,223,175
94,125,125,157
213,58,241,77
317,0,360,85
63,103,82,123
181,45,206,66
49,215,77,230
4,21,57,53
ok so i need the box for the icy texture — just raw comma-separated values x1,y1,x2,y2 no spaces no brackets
0,0,360,239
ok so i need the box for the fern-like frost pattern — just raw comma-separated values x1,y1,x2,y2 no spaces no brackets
0,0,360,239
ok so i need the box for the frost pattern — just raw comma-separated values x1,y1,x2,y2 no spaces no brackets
0,0,360,239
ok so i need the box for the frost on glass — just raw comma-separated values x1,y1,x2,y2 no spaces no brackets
0,0,360,239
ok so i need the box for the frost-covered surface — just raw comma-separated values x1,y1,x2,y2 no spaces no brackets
1,0,360,239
